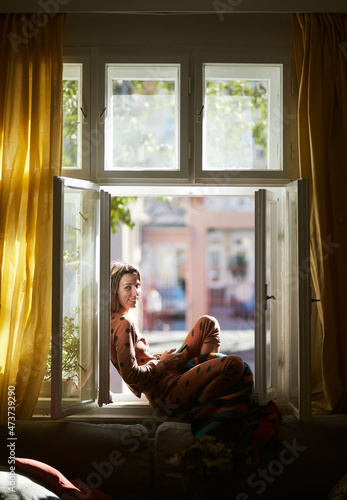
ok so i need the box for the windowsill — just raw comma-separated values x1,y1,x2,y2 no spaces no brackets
33,393,185,428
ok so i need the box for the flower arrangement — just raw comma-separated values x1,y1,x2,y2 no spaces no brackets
168,435,256,497
168,435,235,477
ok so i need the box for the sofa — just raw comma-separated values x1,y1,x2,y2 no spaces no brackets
0,419,194,500
0,415,347,500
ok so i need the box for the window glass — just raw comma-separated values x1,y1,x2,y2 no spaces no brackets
203,64,281,171
110,195,255,396
56,186,98,411
62,64,82,170
105,64,180,171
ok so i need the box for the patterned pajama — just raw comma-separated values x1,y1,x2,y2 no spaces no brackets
111,313,244,415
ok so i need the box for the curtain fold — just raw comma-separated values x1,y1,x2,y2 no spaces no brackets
0,13,64,419
293,13,347,414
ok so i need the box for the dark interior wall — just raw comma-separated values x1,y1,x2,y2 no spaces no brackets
63,13,293,51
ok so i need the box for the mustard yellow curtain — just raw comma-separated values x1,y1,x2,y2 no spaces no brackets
293,13,347,414
0,14,64,419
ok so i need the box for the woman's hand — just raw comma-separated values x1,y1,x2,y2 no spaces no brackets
159,349,183,371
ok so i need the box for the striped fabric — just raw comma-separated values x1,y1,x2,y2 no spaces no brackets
185,355,281,454
186,356,255,437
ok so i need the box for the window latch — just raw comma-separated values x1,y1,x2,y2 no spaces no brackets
99,107,107,124
266,295,276,300
80,107,88,124
196,106,204,123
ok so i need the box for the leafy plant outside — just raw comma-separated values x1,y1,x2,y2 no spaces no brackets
111,196,136,233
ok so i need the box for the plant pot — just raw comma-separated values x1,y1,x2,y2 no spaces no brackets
40,380,51,398
40,379,74,398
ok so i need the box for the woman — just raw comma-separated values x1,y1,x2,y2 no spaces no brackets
110,261,245,415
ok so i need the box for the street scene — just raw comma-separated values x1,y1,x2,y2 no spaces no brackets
110,195,256,394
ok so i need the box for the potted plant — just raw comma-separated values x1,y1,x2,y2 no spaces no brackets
40,315,80,398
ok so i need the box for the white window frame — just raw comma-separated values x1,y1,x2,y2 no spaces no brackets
43,183,311,422
61,48,293,186
254,187,282,406
62,50,91,180
36,49,312,422
193,51,292,185
95,50,190,184
50,176,111,420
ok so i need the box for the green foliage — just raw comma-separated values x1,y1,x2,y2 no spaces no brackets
206,80,268,154
111,196,136,233
44,316,80,382
114,80,175,95
61,76,269,171
62,79,79,167
205,80,268,168
111,79,176,169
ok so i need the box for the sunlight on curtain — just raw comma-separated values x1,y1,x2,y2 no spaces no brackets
293,13,347,414
0,14,64,418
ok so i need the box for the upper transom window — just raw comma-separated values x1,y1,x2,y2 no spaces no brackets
201,64,282,172
62,53,288,184
105,64,180,172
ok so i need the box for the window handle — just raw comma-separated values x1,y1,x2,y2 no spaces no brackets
196,106,204,123
99,107,107,124
267,295,276,300
80,107,88,121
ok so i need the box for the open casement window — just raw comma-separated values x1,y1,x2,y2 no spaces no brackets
284,179,311,422
254,188,280,405
51,179,310,421
254,178,311,422
51,177,110,419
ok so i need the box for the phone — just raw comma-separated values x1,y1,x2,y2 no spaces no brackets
176,343,188,353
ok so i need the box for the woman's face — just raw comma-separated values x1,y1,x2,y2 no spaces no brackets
117,273,141,313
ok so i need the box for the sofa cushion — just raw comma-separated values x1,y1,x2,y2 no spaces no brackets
0,421,152,500
0,466,61,500
15,458,111,500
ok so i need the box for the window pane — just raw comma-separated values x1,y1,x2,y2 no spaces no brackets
60,188,97,409
266,201,272,389
203,64,281,171
105,64,180,171
287,192,299,408
62,64,82,170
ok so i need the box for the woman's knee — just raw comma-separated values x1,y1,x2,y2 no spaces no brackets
198,315,220,332
225,354,244,377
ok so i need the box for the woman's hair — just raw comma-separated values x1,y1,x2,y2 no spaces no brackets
110,261,141,313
